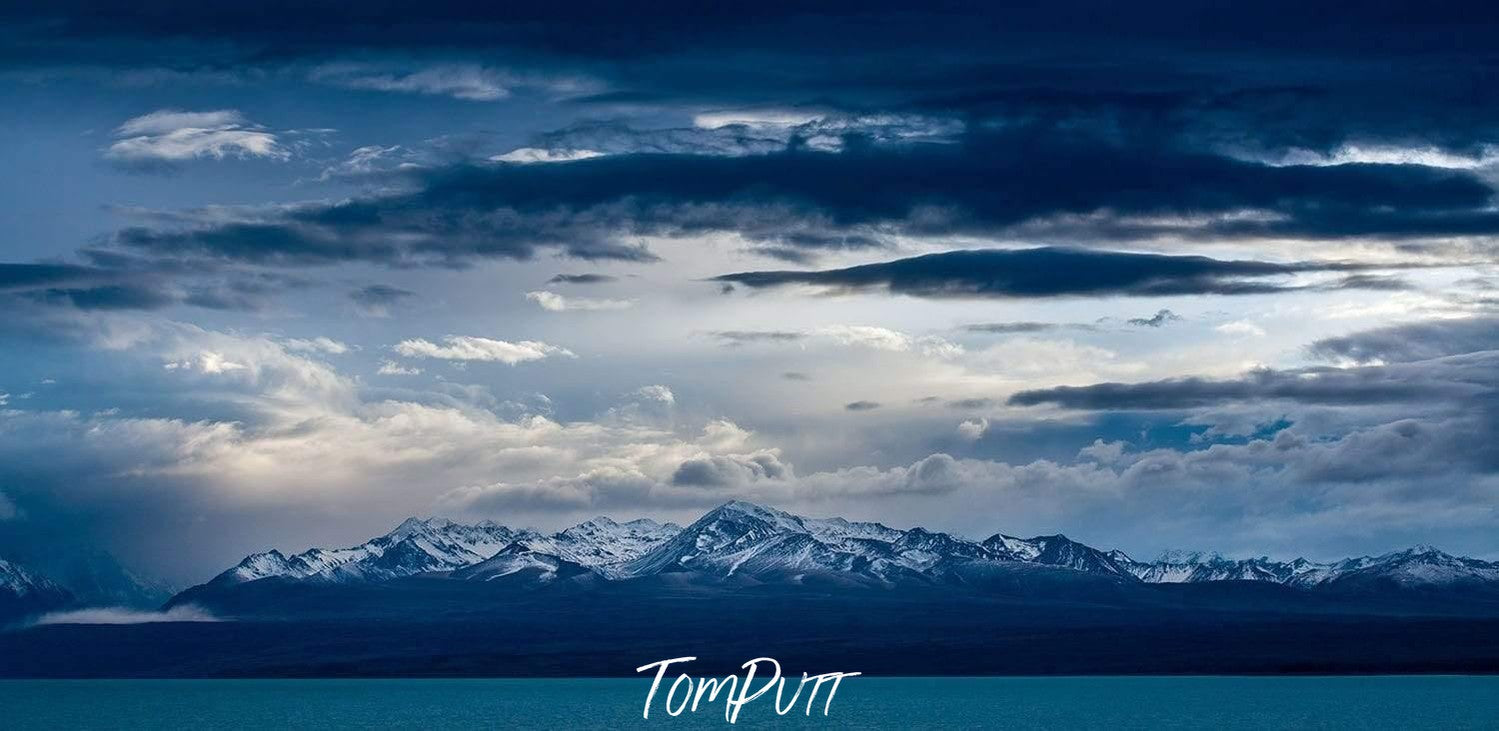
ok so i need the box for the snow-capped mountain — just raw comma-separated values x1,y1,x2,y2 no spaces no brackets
206,515,685,587
1117,551,1310,584
207,517,531,587
617,502,1144,585
206,518,527,584
184,501,1499,600
0,558,73,621
616,500,1037,584
456,517,683,581
988,533,1135,578
1115,545,1499,591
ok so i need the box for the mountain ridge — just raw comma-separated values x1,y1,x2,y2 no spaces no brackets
179,501,1499,604
0,558,74,622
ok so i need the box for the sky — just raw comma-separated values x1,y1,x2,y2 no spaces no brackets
1,2,1498,583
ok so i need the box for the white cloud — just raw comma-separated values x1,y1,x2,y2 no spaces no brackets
115,110,245,136
632,385,676,405
150,324,359,416
393,336,574,364
164,351,247,374
377,360,422,376
317,144,412,180
492,148,605,164
815,325,963,358
1261,143,1499,170
601,385,678,427
957,418,989,441
1216,320,1267,337
309,63,513,101
1077,439,1128,465
104,109,289,163
283,337,350,355
693,109,823,129
969,338,1134,381
525,291,634,312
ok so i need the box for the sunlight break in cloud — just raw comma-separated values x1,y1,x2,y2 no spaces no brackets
393,336,573,364
104,109,288,164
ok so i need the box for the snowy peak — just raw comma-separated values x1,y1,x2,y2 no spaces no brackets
221,549,295,584
542,516,683,572
1025,535,1135,578
979,533,1132,578
0,557,74,621
697,500,808,534
0,558,69,600
982,534,1042,561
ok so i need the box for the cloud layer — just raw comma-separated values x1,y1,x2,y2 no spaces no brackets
715,248,1404,299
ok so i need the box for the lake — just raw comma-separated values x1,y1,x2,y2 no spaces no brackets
3,676,1497,729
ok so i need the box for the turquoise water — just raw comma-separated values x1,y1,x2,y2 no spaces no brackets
3,677,1497,729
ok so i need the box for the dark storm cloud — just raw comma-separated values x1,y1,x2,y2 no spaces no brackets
0,263,109,290
1322,274,1412,292
708,330,806,346
1127,309,1183,327
1,258,308,312
31,284,176,311
714,247,1402,300
349,284,416,308
546,273,617,285
94,120,1499,269
2,261,176,311
1008,353,1499,410
1309,317,1499,365
8,3,1499,152
844,400,881,411
670,453,790,487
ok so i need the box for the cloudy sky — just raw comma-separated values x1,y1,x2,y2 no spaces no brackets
2,2,1498,583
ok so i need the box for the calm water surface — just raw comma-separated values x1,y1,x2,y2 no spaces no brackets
3,676,1497,729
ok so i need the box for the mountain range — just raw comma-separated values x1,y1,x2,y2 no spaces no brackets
169,500,1499,609
9,501,1499,677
